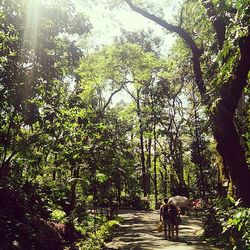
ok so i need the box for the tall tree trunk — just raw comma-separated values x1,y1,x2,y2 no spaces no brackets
177,140,185,186
164,166,168,197
125,0,206,96
172,138,187,195
192,87,206,199
213,35,250,206
117,178,121,206
137,96,147,197
153,122,158,208
146,136,152,194
126,87,148,196
195,128,206,199
160,154,168,198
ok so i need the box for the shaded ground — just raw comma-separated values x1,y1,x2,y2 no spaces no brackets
105,209,221,250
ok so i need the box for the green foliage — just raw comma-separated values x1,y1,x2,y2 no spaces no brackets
51,209,67,223
75,219,119,250
76,43,164,103
203,197,250,249
1,0,250,248
96,171,108,184
0,0,91,180
223,208,250,249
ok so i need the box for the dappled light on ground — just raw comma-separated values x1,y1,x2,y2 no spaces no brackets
105,210,220,250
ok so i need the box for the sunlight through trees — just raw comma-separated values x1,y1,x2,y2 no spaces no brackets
0,0,249,249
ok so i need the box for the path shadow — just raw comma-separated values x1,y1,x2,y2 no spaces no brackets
105,210,220,250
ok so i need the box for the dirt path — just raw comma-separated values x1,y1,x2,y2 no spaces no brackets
105,210,220,250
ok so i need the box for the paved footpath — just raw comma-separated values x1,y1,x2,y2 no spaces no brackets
105,210,221,250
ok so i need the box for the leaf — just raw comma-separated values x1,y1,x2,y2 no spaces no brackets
227,196,236,204
73,153,80,159
96,172,107,183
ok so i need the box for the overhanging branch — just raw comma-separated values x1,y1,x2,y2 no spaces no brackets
125,0,202,56
125,0,206,97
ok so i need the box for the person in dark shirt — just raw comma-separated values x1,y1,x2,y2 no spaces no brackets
168,204,179,241
160,198,170,239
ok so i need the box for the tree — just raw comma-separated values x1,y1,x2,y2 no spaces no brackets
77,42,168,197
124,0,250,206
0,0,91,180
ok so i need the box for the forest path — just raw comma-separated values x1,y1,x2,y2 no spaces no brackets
105,209,220,250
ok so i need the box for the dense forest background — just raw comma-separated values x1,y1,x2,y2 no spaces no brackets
0,0,249,249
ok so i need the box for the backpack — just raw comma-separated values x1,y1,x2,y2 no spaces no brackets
161,204,169,220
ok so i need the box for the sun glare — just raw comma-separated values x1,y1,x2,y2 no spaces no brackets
72,0,177,49
23,0,41,64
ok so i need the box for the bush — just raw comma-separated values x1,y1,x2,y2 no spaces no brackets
203,197,250,249
51,209,67,223
223,208,250,249
75,219,119,250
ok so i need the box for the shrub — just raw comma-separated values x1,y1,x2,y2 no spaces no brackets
203,197,250,249
75,219,119,250
223,208,250,249
51,209,67,223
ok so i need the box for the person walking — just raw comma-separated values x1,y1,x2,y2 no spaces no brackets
160,198,170,239
168,203,179,241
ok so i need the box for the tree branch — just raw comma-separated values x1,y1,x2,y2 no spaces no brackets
123,84,137,102
102,80,131,111
201,0,226,50
125,0,202,56
125,0,206,97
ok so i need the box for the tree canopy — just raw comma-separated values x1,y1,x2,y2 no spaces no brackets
0,0,249,249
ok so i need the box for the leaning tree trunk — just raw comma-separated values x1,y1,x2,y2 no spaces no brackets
213,35,250,207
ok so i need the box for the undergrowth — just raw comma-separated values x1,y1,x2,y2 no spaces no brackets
73,219,120,250
203,197,250,249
